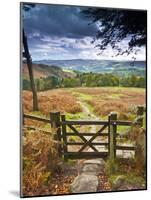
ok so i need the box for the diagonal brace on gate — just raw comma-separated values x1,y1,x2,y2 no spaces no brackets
78,124,108,152
67,124,98,152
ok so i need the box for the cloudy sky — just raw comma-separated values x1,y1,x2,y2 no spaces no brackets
23,3,145,61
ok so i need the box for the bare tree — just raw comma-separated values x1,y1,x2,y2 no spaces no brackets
22,4,39,111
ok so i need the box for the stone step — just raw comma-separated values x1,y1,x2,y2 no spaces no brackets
70,158,106,193
70,174,98,193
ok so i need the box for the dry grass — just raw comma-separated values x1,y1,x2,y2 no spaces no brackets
23,89,82,115
22,89,82,196
23,63,49,79
22,129,60,196
73,87,145,118
87,100,128,116
73,87,145,97
23,87,145,118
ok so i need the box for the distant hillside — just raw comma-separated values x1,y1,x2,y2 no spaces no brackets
22,61,146,91
34,59,146,77
23,63,76,79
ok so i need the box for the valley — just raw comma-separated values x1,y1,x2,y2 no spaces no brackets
34,59,146,76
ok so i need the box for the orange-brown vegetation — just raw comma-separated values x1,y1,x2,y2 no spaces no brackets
22,87,146,196
73,87,145,118
23,63,76,79
23,63,48,79
24,119,49,129
23,129,60,196
87,100,128,116
73,87,145,98
23,128,77,196
23,89,82,115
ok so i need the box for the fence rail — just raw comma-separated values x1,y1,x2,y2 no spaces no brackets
116,145,136,151
23,125,52,135
24,113,50,123
23,114,109,125
23,115,141,126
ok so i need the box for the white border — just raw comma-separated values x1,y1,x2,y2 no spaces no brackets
0,0,150,199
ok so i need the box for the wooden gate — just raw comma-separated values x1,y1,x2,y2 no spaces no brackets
61,114,110,160
24,106,145,161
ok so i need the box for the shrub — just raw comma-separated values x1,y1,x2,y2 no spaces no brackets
117,112,129,120
22,129,60,196
23,90,82,115
127,126,146,175
87,100,128,117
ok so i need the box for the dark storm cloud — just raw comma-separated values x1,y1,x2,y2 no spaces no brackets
23,4,98,39
22,3,145,61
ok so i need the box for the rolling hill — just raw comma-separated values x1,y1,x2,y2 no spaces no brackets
23,63,76,79
34,59,146,76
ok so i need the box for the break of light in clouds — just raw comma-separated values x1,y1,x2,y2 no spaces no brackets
23,3,146,61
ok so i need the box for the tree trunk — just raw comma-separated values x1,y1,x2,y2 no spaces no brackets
23,29,39,111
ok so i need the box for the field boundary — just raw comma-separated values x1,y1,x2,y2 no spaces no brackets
23,106,145,161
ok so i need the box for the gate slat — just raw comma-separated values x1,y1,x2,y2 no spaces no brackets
66,132,109,136
79,125,108,152
66,142,109,145
67,124,98,152
64,152,108,159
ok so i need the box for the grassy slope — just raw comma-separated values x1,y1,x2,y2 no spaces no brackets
23,63,76,79
69,87,146,134
23,87,146,134
23,86,145,119
69,87,145,117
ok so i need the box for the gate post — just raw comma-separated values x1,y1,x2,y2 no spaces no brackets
61,114,68,161
50,112,62,157
109,112,117,161
135,106,145,173
136,106,144,127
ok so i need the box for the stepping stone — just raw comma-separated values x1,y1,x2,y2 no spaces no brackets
70,174,99,193
84,158,105,166
83,159,105,175
82,164,101,175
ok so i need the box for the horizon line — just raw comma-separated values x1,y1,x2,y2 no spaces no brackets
33,58,146,62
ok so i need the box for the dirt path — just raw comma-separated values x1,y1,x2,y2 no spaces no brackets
77,100,98,138
67,91,142,193
77,97,135,158
76,98,108,153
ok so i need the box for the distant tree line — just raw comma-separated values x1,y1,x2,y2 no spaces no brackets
23,73,146,91
23,76,62,91
62,73,146,88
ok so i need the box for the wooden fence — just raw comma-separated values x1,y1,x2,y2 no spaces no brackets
23,106,145,161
